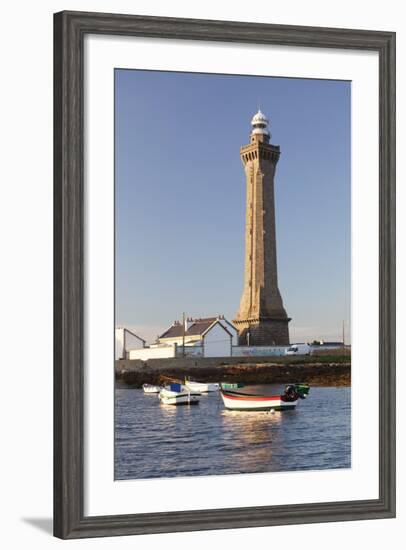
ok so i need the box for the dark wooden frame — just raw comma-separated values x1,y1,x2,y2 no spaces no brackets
54,10,396,539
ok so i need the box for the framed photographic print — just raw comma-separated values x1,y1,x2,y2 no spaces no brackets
54,10,396,539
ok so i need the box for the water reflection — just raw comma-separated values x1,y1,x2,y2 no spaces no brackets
115,385,351,480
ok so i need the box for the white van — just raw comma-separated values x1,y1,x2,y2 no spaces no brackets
285,343,311,356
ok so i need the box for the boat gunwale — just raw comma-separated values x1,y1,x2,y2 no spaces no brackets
219,388,293,400
159,390,202,398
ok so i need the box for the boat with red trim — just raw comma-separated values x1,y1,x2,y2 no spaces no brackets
219,383,310,411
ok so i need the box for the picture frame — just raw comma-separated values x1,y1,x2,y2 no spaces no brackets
54,10,396,539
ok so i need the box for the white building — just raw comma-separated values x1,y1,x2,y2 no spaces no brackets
115,327,146,360
128,316,237,360
158,316,236,357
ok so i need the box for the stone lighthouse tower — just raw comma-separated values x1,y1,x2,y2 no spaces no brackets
233,110,290,346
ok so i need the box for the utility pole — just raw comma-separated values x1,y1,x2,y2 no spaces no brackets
342,320,345,347
182,312,186,357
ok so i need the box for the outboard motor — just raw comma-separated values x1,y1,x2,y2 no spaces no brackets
283,384,299,401
283,383,310,401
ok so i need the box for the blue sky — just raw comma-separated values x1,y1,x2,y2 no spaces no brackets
115,69,351,344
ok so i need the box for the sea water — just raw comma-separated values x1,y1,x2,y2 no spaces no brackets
115,384,351,480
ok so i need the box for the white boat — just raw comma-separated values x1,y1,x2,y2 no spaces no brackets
184,379,219,393
219,384,310,411
159,384,201,406
142,383,161,394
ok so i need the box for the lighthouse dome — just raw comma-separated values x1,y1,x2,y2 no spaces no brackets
251,109,268,126
251,109,270,138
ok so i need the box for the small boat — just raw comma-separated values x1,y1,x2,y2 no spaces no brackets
184,378,219,393
142,383,161,394
159,383,201,406
219,383,310,411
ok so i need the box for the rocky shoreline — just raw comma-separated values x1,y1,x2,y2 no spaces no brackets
115,358,351,388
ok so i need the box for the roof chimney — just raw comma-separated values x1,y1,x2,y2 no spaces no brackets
184,316,194,331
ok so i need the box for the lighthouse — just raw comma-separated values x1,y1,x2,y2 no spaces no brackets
233,110,290,346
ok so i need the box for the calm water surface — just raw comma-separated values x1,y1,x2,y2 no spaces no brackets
115,384,351,480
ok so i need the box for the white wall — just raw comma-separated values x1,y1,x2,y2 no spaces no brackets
233,346,288,356
159,335,201,345
115,328,125,359
203,323,232,356
129,345,176,360
310,344,343,351
176,346,204,357
218,319,239,345
125,330,145,350
1,1,404,550
115,328,145,359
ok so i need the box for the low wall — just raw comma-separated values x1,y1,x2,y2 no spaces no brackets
116,355,292,372
129,346,176,360
176,346,204,357
232,345,287,357
311,346,351,356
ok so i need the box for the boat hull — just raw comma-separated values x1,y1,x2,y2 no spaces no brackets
184,381,219,393
220,390,297,411
159,388,201,405
142,384,161,394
